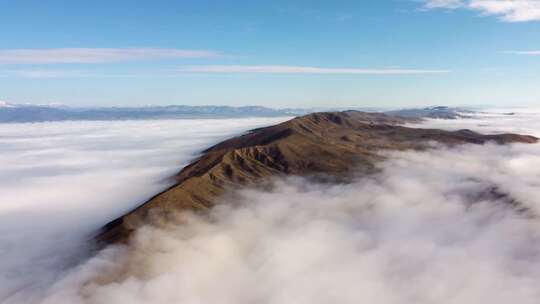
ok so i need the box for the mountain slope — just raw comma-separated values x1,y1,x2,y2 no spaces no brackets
97,111,538,245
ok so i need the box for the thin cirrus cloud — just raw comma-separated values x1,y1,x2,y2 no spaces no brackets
10,70,88,79
0,48,221,65
424,0,464,9
506,50,540,55
177,65,450,75
423,0,540,22
4,65,450,79
0,69,140,79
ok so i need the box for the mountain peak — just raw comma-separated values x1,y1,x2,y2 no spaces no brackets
96,111,538,245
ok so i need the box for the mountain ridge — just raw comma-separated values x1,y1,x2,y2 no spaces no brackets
96,111,538,245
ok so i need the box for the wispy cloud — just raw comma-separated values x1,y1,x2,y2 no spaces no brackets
177,65,450,75
31,110,540,304
0,69,143,79
423,0,540,22
506,50,540,55
2,65,450,79
0,48,221,65
10,70,87,79
0,117,289,303
424,0,464,9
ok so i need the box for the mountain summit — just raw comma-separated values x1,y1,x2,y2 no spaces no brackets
97,111,538,245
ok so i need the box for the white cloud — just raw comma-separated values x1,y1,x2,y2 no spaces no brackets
2,69,144,79
9,69,89,78
506,50,540,55
0,117,290,304
424,0,540,22
1,65,449,79
424,0,465,9
40,136,540,303
3,110,540,304
0,48,221,65
3,109,540,304
407,107,540,137
177,65,450,75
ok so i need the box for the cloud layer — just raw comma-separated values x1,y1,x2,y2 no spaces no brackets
0,48,221,65
0,117,289,303
507,51,540,56
1,65,450,79
41,136,540,303
2,110,540,304
177,65,450,75
424,0,540,22
3,109,540,304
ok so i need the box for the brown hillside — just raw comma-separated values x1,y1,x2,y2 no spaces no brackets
97,111,538,245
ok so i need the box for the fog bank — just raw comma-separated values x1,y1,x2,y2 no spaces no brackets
40,140,540,304
33,110,540,304
3,110,540,304
0,117,289,303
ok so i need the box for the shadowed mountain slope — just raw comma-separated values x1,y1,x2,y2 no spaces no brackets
97,111,538,245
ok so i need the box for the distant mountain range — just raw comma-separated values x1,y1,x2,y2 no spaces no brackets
0,101,471,123
0,102,306,123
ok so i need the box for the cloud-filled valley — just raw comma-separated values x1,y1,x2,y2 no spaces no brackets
2,109,540,303
0,117,289,303
3,1,540,303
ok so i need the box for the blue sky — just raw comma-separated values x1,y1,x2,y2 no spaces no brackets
0,0,539,108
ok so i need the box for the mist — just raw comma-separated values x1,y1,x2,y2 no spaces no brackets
407,107,540,138
0,117,289,303
3,110,540,304
40,141,540,304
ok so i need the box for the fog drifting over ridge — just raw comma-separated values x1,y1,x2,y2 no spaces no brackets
43,143,540,303
3,109,540,304
407,107,540,138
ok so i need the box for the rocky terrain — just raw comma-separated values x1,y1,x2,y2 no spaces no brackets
97,111,538,245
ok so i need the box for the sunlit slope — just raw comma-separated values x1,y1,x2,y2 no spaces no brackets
98,111,538,245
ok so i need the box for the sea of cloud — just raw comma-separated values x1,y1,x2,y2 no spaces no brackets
3,109,540,304
407,107,540,138
0,117,289,304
